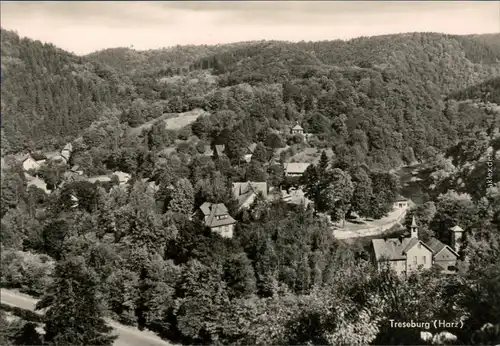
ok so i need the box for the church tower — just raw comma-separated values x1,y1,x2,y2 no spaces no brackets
410,216,418,239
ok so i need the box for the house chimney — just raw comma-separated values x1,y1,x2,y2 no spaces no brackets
450,225,464,253
410,216,418,239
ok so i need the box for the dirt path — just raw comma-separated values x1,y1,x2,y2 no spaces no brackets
0,288,175,346
333,207,408,239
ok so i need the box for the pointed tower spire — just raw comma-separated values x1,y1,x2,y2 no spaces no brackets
410,216,418,239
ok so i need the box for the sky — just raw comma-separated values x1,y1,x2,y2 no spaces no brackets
1,1,499,55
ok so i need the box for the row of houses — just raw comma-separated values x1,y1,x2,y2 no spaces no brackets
371,216,464,275
21,143,133,193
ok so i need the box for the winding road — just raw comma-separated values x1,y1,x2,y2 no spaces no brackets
0,288,174,346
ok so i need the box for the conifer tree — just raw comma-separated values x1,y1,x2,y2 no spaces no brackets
36,256,117,345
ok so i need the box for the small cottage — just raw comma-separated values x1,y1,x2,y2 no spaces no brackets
232,181,268,210
214,144,226,158
199,202,236,238
60,143,73,163
70,165,83,175
113,171,131,185
22,152,47,172
393,194,409,209
243,143,258,163
284,162,311,177
291,124,304,135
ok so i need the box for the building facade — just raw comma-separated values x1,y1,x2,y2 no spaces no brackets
199,202,236,238
371,217,462,275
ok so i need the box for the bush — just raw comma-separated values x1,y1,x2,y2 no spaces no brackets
1,250,54,297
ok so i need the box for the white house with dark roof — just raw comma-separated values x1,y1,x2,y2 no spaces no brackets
371,217,462,274
22,153,47,172
232,181,268,210
60,143,73,163
393,194,409,209
284,162,311,177
243,143,258,163
199,202,236,238
214,144,226,158
113,171,131,185
291,124,304,135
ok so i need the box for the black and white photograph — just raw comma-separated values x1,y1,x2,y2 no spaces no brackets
1,1,500,345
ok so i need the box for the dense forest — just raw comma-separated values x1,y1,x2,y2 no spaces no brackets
2,29,500,169
1,28,500,345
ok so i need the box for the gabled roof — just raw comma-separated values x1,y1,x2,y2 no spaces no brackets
292,124,303,130
247,143,257,153
395,194,408,202
200,202,236,228
30,152,47,161
425,237,459,257
70,165,81,172
203,145,214,156
215,144,225,156
61,143,73,153
87,175,112,183
232,181,268,198
450,225,464,233
113,171,131,183
372,237,433,261
284,162,311,174
232,182,268,208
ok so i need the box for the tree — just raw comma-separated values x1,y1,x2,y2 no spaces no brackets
38,161,66,190
36,256,117,345
404,202,437,241
168,178,195,215
252,143,270,164
320,169,354,224
1,165,26,218
350,169,373,218
266,133,285,149
368,171,399,219
223,252,257,299
245,161,268,182
105,268,140,325
10,321,44,346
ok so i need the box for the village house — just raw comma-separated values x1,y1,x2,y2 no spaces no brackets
198,202,236,238
113,171,132,185
284,162,311,177
243,143,257,163
202,145,214,157
371,217,462,275
214,144,226,158
86,175,112,184
291,123,304,135
393,194,409,209
232,181,268,210
60,143,73,163
22,152,47,172
70,165,83,175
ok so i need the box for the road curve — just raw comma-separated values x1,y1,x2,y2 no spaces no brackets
1,288,174,346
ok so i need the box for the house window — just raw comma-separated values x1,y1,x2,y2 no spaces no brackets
423,256,426,264
413,256,417,265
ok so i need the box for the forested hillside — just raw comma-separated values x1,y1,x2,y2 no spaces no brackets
2,29,500,171
2,28,500,346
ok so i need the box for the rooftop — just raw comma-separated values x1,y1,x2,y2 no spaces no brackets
284,162,311,173
200,202,236,228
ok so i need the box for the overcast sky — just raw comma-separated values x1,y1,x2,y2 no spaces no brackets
1,1,499,55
